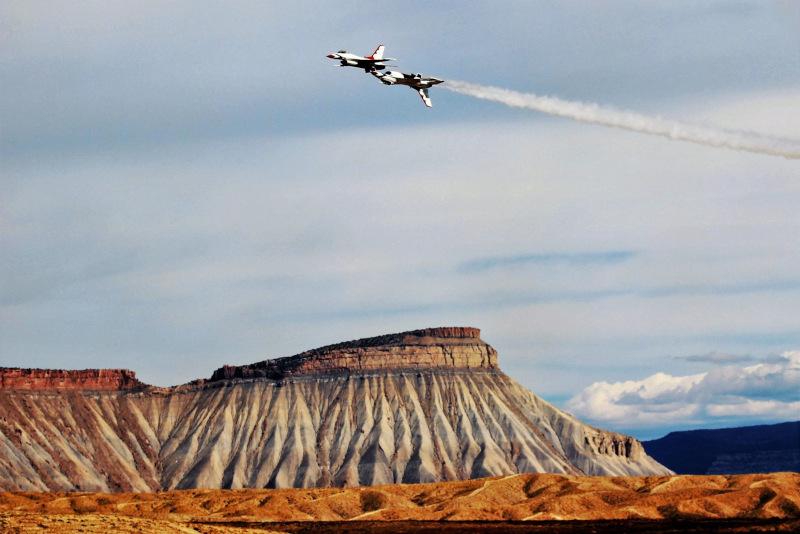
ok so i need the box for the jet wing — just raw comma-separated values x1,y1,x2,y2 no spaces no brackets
417,88,433,108
361,58,395,67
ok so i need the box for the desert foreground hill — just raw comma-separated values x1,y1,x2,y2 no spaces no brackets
0,327,670,492
1,472,799,533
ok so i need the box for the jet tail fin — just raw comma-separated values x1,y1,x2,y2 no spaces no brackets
369,45,385,60
418,88,433,108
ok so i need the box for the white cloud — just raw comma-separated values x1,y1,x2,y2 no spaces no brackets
706,399,800,418
565,351,800,432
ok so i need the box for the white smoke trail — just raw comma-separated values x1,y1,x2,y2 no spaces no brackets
444,80,800,160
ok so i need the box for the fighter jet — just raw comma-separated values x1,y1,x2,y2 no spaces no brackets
370,70,445,108
326,45,395,72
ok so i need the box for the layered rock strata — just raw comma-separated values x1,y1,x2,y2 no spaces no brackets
0,368,146,390
0,327,672,492
210,327,496,381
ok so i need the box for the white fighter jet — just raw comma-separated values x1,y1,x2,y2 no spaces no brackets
370,70,445,108
326,45,395,72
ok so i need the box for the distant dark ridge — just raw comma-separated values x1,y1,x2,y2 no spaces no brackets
210,327,492,382
643,421,800,475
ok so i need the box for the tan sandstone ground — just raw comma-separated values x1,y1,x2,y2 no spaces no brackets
0,472,798,532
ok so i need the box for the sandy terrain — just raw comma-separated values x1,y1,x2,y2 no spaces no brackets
1,472,798,532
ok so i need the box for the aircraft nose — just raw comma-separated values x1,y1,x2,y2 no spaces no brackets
327,54,335,58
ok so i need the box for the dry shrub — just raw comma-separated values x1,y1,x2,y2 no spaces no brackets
361,490,384,513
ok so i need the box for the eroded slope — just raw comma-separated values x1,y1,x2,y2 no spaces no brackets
0,328,671,492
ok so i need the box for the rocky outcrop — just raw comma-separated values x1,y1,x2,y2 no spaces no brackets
0,327,671,493
0,368,147,391
209,327,496,381
586,433,640,460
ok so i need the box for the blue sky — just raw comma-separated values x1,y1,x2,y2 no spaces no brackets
2,1,799,440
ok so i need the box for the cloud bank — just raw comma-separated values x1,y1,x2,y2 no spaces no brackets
565,351,800,436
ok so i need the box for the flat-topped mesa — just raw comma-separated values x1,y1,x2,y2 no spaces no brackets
0,326,674,492
0,368,148,391
210,327,497,381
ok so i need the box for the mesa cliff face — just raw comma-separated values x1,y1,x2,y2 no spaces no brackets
209,327,496,381
0,327,671,492
0,368,146,390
